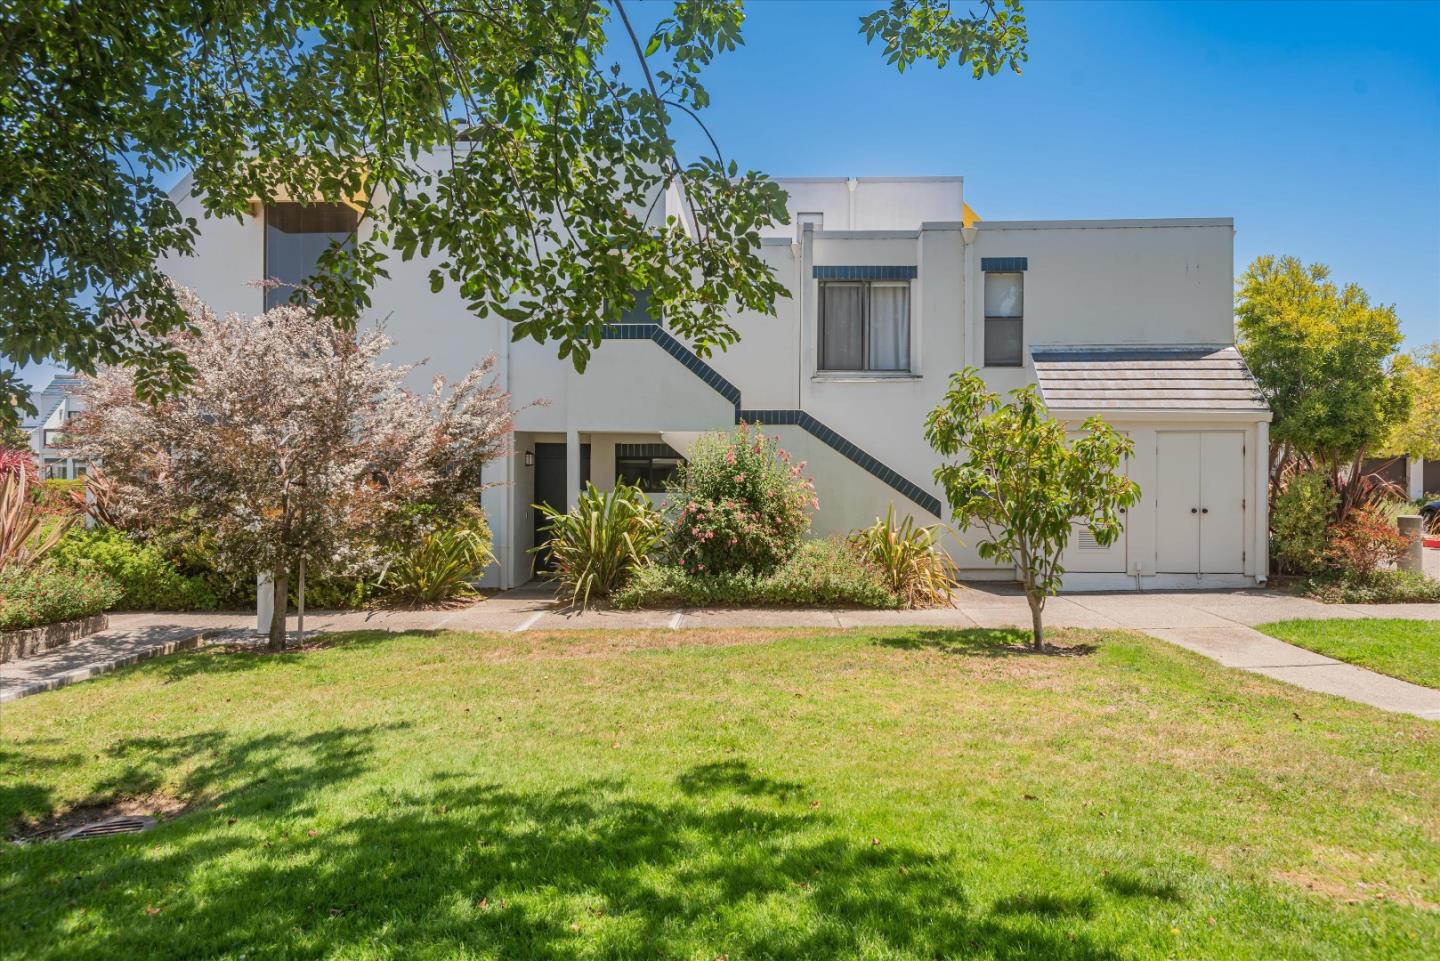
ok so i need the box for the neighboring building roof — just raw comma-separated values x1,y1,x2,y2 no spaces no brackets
22,373,83,430
1030,345,1269,413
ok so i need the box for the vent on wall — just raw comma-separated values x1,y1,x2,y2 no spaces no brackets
1077,530,1104,551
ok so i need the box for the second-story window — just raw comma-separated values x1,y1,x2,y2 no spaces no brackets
984,272,1024,367
819,280,910,372
263,203,359,311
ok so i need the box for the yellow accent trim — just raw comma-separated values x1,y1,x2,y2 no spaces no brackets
962,202,981,228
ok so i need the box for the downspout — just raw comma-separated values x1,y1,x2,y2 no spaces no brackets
795,224,810,410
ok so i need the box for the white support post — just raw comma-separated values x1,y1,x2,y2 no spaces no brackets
1397,515,1425,573
256,572,274,634
1254,420,1270,584
1408,457,1425,501
296,559,305,645
565,428,581,510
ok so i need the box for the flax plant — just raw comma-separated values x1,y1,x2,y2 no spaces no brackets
849,505,957,608
0,471,72,571
536,483,664,611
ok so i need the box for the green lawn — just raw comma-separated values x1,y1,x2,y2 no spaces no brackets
2,626,1437,960
1257,618,1440,689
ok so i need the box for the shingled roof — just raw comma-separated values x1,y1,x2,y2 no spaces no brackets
1030,345,1269,413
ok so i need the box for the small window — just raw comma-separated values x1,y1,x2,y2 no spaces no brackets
616,451,683,492
43,428,66,449
43,458,67,480
264,202,360,311
616,456,681,493
984,272,1024,367
819,280,910,372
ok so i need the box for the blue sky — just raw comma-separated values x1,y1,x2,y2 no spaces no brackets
18,0,1439,391
638,0,1440,349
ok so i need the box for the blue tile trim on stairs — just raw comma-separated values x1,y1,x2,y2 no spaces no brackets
601,324,942,516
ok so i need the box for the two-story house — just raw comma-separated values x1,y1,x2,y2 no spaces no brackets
162,174,1272,591
22,374,87,480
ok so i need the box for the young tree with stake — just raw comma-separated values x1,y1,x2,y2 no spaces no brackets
924,370,1139,649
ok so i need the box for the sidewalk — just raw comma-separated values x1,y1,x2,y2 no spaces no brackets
3,587,1438,717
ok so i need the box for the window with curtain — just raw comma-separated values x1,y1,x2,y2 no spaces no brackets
984,272,1024,367
819,280,910,372
263,202,360,311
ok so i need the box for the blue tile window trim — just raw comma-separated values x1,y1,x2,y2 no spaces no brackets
811,265,917,281
980,257,1028,272
616,442,681,460
601,323,942,516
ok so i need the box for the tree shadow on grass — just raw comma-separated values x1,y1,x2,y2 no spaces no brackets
1101,871,1184,903
4,740,1125,961
674,758,805,801
124,629,416,686
992,891,1097,919
877,629,1099,658
0,744,85,830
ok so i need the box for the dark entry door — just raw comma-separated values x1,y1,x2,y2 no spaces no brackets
532,443,590,573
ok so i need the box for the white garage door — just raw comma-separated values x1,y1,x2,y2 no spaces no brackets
1156,431,1247,575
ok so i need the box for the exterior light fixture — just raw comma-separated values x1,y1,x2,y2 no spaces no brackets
524,451,534,467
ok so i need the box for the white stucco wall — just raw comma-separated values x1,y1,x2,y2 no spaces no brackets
758,177,965,239
161,178,266,319
157,170,1262,590
968,220,1236,365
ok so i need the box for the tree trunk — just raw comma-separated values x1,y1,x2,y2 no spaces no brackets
1336,451,1366,524
268,574,289,652
1026,591,1045,651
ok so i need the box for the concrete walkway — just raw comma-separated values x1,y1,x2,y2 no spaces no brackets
3,586,1438,718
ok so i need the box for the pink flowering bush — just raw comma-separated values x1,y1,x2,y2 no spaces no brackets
669,423,816,575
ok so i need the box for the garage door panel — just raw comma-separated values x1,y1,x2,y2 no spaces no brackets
1156,432,1201,573
1199,431,1246,574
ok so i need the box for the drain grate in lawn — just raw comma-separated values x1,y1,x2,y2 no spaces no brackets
55,814,156,841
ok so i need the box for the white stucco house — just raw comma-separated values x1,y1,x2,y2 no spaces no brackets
161,172,1285,591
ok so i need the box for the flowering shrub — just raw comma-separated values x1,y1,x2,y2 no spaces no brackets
668,423,816,575
0,564,121,631
68,286,523,648
1322,507,1411,576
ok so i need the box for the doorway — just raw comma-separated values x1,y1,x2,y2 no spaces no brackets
1155,431,1246,574
531,442,590,573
